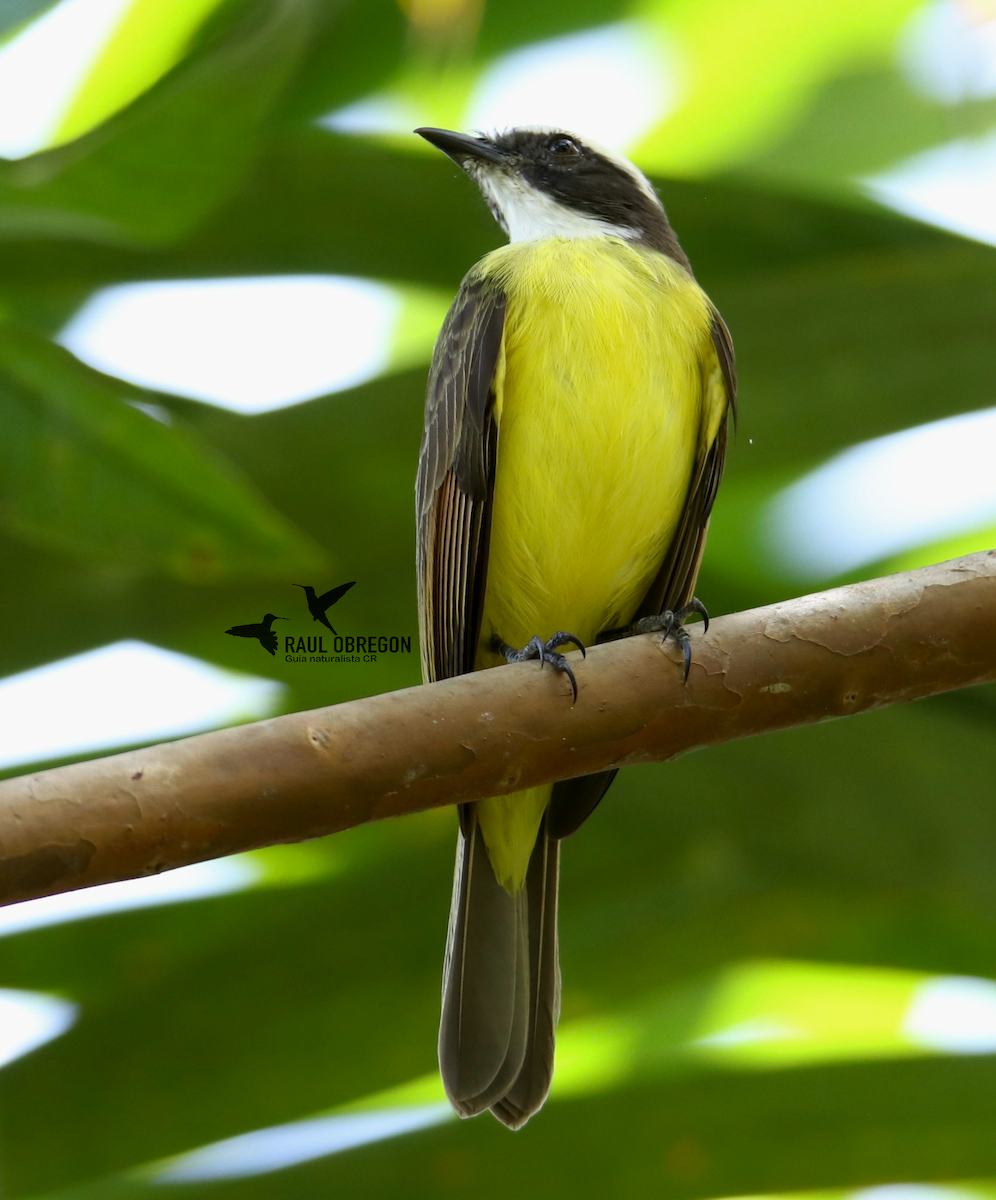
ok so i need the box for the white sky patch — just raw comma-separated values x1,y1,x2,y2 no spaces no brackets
59,277,403,414
854,1188,983,1200
153,1105,452,1181
899,0,996,103
862,129,996,247
466,23,678,153
0,0,132,159
766,406,996,579
319,95,423,137
904,975,996,1053
0,989,78,1068
0,640,283,770
0,858,260,938
691,1019,799,1049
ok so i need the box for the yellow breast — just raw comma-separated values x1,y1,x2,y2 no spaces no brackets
474,236,714,664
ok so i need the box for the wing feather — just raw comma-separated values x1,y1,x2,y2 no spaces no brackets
417,275,506,685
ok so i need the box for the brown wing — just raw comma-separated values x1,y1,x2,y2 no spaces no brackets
417,274,507,684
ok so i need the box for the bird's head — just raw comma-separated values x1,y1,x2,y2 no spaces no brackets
415,126,685,263
264,614,288,622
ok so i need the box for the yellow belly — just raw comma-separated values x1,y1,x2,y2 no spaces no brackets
478,237,711,661
471,237,714,890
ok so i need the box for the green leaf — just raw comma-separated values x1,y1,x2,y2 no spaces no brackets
637,0,922,176
0,322,323,579
746,68,996,198
475,0,628,58
278,0,406,123
0,0,315,244
52,0,232,149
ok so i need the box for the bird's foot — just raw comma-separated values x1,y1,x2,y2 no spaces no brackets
491,631,586,703
629,599,709,682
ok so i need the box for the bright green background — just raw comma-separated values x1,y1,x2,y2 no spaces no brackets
0,0,995,1196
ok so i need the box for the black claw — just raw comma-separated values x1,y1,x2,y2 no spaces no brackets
549,653,579,703
621,599,710,684
677,597,710,634
493,630,586,703
529,635,546,667
549,631,586,658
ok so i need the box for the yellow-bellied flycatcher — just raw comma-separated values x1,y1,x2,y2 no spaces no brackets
415,126,736,1128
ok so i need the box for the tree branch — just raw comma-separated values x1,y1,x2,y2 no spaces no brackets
1,552,994,907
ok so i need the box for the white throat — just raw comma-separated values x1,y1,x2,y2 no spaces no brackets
477,171,638,244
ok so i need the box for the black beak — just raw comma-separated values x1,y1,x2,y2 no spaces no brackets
416,127,506,167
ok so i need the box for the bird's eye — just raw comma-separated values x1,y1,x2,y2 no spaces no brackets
546,136,580,157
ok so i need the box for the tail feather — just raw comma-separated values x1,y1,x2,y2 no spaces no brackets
438,808,559,1126
490,829,560,1129
439,815,529,1111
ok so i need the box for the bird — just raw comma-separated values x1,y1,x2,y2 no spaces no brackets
224,613,286,656
294,581,356,634
415,125,736,1129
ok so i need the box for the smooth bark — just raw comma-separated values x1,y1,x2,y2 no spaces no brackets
1,551,993,907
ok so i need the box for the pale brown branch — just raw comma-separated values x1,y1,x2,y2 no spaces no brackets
1,552,994,907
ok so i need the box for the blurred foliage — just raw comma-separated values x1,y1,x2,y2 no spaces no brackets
0,322,323,578
0,0,59,39
51,0,232,148
637,0,924,175
0,0,994,1197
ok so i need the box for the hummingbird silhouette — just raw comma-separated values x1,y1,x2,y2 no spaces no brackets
295,581,356,634
225,613,286,656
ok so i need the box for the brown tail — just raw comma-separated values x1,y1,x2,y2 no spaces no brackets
438,808,560,1128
